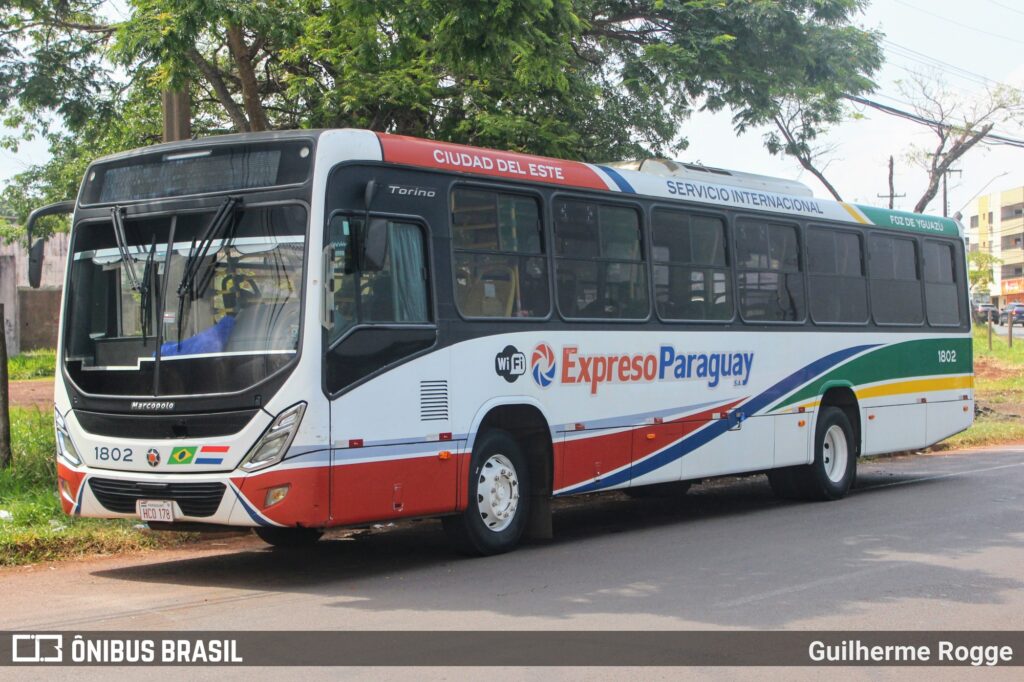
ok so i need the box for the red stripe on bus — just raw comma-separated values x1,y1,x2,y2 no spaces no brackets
553,399,744,491
377,133,609,191
200,445,230,453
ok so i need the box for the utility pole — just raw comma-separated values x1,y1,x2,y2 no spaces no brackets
0,303,11,470
942,168,963,218
877,155,905,209
162,83,191,143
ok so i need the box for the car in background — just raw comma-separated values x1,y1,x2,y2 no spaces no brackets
999,303,1024,326
973,303,999,324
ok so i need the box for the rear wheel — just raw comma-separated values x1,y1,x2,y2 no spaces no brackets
254,526,323,548
769,406,856,501
443,429,530,556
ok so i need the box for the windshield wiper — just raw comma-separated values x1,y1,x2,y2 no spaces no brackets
176,196,241,300
139,234,159,342
173,196,241,349
110,206,141,291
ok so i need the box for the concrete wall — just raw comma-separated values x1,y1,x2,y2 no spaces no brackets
0,233,69,353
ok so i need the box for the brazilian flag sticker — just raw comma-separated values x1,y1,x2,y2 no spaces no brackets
169,446,197,465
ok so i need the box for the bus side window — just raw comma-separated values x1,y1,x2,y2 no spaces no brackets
735,218,805,322
806,227,868,324
923,240,961,327
554,199,649,320
451,188,549,318
327,214,430,343
869,234,923,325
651,209,732,321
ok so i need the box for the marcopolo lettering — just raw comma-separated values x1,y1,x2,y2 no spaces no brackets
559,345,754,395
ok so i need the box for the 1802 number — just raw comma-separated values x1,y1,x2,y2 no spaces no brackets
937,350,958,364
94,447,134,462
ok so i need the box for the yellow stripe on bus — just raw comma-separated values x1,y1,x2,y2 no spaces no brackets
855,375,974,400
840,203,869,224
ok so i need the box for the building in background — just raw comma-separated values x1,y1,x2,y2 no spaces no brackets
964,186,1024,306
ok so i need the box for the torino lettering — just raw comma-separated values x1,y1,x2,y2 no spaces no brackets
560,346,754,394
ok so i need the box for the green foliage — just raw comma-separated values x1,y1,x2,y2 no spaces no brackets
0,407,191,565
8,349,56,380
968,251,1001,294
1,0,883,236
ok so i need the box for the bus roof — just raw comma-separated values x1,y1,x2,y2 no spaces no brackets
375,132,963,238
83,128,963,238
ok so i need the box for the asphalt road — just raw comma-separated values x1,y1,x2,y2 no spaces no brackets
2,446,1024,676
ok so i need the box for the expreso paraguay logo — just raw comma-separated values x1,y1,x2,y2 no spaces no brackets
528,343,753,394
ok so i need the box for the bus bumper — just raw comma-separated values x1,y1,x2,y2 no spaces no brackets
56,459,330,529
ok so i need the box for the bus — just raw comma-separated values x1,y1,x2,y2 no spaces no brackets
27,129,974,555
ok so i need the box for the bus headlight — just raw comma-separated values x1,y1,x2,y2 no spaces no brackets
241,402,306,472
54,409,83,467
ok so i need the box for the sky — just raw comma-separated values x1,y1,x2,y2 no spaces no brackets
2,0,1023,219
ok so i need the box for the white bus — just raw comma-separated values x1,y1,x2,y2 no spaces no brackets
29,129,974,555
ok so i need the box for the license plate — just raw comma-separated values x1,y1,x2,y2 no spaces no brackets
137,500,174,523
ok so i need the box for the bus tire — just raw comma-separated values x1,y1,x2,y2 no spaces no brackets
254,526,323,548
792,406,857,500
443,429,531,556
767,468,802,499
624,481,692,498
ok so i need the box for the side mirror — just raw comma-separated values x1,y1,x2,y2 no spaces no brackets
28,239,45,289
25,199,75,289
360,218,389,272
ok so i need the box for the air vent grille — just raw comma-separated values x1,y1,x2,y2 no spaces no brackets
420,380,448,421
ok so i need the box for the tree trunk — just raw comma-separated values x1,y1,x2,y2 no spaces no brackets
162,85,192,143
0,303,11,470
188,48,250,132
226,25,270,132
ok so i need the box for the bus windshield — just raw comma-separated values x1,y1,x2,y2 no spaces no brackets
63,203,307,396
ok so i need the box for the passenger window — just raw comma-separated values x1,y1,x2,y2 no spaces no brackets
451,189,549,318
806,227,868,324
652,210,732,321
326,215,430,343
735,218,805,322
554,199,649,320
869,234,923,325
923,240,962,326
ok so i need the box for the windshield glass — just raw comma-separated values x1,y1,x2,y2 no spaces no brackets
64,204,306,396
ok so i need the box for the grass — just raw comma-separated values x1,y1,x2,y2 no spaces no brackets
7,349,56,380
0,407,194,567
928,326,1024,451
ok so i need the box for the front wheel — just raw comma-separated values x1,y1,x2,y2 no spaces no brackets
769,406,856,501
254,526,323,548
443,429,531,556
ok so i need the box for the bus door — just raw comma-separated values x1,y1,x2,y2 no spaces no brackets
322,210,457,525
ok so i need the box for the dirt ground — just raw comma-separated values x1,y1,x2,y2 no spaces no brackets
6,379,53,408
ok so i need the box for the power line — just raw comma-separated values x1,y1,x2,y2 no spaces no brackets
985,0,1024,18
881,40,1003,88
844,94,1024,148
893,0,1024,46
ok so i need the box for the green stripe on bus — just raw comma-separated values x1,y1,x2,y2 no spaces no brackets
771,337,973,412
854,204,961,236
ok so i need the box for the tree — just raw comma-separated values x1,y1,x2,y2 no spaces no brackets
968,251,1001,297
764,97,846,200
1,0,884,234
899,72,1024,215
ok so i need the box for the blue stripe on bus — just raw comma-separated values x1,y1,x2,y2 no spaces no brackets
231,487,271,526
559,344,879,495
597,165,636,193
